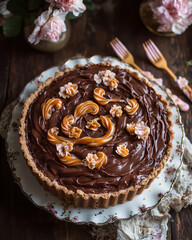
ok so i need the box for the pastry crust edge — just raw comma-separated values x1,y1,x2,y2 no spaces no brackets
19,62,174,209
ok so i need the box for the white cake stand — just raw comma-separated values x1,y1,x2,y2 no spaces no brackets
6,56,184,225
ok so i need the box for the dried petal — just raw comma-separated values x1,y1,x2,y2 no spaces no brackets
59,82,78,99
69,127,82,138
86,118,101,131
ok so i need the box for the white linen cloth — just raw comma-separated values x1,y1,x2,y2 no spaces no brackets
0,100,191,240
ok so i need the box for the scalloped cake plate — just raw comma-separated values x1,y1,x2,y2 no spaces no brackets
6,56,184,225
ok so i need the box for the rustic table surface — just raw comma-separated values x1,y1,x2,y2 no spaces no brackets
0,1,191,239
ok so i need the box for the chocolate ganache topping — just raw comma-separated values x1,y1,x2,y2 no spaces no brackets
25,64,171,194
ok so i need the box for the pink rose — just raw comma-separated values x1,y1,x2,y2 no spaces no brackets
46,0,86,16
28,7,67,45
149,0,192,34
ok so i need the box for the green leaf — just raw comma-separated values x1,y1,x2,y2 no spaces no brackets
7,0,27,14
83,0,96,11
3,15,22,37
186,60,192,67
67,12,83,20
28,0,43,11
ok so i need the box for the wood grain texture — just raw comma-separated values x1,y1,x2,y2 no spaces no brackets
0,1,191,239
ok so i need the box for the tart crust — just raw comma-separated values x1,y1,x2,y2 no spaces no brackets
19,62,174,209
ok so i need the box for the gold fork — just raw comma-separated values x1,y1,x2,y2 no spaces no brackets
110,38,144,74
143,39,192,102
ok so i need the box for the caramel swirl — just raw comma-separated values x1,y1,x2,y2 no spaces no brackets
74,100,99,119
57,154,82,166
47,116,115,147
124,99,139,115
61,115,74,136
94,88,124,105
61,115,82,138
47,127,71,145
41,98,62,120
95,152,108,169
83,152,107,170
76,116,115,146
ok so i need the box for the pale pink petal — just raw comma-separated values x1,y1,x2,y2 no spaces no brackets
46,0,86,16
149,0,192,34
166,88,189,111
29,7,67,45
28,6,53,44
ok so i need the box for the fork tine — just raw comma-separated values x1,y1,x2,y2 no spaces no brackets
146,40,161,61
144,41,159,62
114,42,128,58
143,43,155,62
110,41,124,59
111,39,128,58
114,38,130,54
148,40,161,61
149,39,163,58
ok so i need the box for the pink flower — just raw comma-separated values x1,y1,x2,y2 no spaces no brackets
28,7,67,45
149,0,192,34
71,216,79,222
166,88,189,111
46,0,86,16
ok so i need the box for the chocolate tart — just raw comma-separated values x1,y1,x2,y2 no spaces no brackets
19,62,174,209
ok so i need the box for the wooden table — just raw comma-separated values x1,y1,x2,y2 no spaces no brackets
0,1,191,239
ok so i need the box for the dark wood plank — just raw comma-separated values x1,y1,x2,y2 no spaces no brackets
0,32,10,113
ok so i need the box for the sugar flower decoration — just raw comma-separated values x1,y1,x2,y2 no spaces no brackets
126,122,150,141
46,0,86,16
56,142,73,157
149,0,192,34
83,153,98,170
59,82,78,99
116,144,129,157
94,70,119,90
28,7,67,45
109,105,123,118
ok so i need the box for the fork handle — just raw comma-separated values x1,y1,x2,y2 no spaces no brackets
165,66,192,102
164,67,177,79
131,63,145,75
